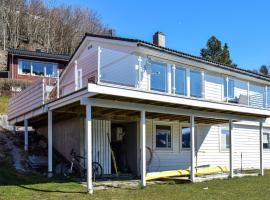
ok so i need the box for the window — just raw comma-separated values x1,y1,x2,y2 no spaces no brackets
190,70,202,98
156,125,172,149
223,78,234,99
151,62,167,92
45,63,58,77
263,133,270,149
18,60,58,77
181,127,191,149
32,62,45,76
174,67,186,95
220,127,230,150
18,60,31,75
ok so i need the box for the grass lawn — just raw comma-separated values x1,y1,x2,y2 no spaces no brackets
0,96,9,114
0,132,269,200
1,162,270,200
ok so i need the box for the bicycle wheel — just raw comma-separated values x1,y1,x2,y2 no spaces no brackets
92,162,103,179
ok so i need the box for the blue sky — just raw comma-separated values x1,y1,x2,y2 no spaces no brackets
57,0,270,71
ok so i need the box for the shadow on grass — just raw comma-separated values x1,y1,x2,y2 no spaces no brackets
18,185,85,194
0,163,85,194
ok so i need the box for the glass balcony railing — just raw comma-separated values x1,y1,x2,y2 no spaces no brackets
97,47,270,110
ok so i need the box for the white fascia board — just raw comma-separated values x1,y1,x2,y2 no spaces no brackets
137,47,270,86
10,106,45,124
87,83,270,118
81,97,264,122
85,36,138,48
47,88,94,110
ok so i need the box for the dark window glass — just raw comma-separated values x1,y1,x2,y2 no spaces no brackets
190,70,202,98
156,125,171,148
182,127,191,148
151,62,167,92
175,67,186,95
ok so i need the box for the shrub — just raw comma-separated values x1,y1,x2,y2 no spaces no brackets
0,78,33,92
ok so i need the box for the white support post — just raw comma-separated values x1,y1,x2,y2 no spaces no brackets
97,46,101,84
56,69,60,98
48,110,53,177
24,119,28,151
190,115,195,182
247,81,250,106
201,71,205,99
172,64,176,94
186,68,190,97
226,76,229,103
259,121,264,176
167,64,172,94
265,86,268,108
74,60,78,91
229,120,234,178
86,104,93,194
140,110,146,186
136,56,142,88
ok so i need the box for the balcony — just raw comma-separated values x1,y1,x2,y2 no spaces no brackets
96,47,270,110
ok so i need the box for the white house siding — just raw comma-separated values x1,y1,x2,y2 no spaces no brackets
146,119,269,172
204,73,223,101
249,84,265,107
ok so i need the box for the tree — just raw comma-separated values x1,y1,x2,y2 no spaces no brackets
200,36,237,67
0,0,113,55
259,65,268,76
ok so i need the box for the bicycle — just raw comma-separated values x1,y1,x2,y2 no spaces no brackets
64,149,103,181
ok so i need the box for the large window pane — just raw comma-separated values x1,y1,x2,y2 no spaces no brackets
18,60,31,75
181,127,190,148
228,79,234,98
223,78,227,98
221,128,230,150
46,64,58,77
174,67,186,95
156,125,171,148
190,70,202,98
32,62,45,76
151,62,167,92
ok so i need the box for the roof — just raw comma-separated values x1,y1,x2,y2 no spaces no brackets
8,48,70,62
84,33,270,82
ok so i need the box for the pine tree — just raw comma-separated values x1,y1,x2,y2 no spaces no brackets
259,65,269,76
200,36,237,67
220,43,232,65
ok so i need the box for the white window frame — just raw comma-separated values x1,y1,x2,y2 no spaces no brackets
219,125,230,152
153,121,173,152
18,59,58,77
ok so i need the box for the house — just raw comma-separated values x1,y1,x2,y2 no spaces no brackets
2,48,70,80
7,32,270,194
